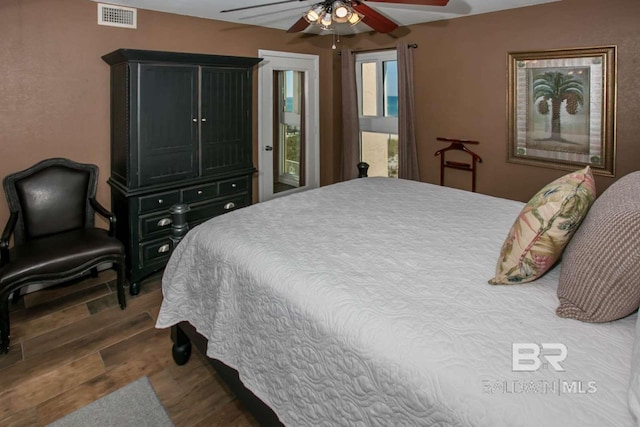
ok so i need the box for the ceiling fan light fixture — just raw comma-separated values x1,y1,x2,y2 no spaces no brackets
304,4,325,23
347,11,362,26
301,0,366,31
332,1,350,23
320,11,333,28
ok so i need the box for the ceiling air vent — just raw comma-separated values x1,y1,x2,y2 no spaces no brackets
98,3,137,29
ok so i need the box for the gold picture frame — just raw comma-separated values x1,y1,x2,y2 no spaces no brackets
507,46,616,176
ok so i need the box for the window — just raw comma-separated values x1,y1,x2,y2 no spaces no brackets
356,50,398,178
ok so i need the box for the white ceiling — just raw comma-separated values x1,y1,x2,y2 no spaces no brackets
93,0,561,35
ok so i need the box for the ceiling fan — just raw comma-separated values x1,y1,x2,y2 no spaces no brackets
221,0,450,34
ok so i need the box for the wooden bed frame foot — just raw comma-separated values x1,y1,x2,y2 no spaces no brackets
172,342,191,365
170,324,192,365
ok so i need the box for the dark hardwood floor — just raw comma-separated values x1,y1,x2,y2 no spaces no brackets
0,270,258,426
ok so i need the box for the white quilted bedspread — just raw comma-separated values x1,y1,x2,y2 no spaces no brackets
156,178,636,426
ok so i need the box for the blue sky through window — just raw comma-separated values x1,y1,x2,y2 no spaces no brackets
385,61,398,97
286,70,293,97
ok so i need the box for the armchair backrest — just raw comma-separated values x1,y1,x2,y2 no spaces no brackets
3,158,98,243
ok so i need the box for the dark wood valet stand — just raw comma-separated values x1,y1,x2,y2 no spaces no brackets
434,137,482,192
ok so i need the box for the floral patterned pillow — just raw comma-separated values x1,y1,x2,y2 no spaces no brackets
488,166,596,285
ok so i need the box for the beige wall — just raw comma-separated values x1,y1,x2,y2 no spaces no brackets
335,0,640,199
1,0,639,230
0,0,334,228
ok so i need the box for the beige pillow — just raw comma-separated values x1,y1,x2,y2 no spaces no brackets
556,171,640,322
489,166,596,285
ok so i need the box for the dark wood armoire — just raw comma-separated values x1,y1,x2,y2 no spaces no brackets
102,49,262,294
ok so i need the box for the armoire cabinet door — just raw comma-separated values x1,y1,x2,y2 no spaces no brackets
138,64,199,187
200,67,253,176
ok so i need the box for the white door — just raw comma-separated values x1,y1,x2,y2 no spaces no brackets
258,50,319,202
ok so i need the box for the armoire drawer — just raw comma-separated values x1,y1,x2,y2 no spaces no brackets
187,194,249,224
139,237,172,267
139,211,173,239
139,190,180,214
218,176,249,196
182,182,218,204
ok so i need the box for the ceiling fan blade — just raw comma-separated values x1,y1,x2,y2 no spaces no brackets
352,2,398,33
364,0,449,5
221,0,306,13
287,16,310,33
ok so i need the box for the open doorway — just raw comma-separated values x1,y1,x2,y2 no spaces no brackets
258,50,319,202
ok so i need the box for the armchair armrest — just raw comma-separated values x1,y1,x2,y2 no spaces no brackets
1,211,18,266
90,198,117,237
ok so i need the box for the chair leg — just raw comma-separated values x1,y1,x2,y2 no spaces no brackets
129,282,140,296
116,260,126,310
0,296,11,354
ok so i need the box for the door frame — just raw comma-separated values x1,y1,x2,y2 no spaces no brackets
257,50,319,202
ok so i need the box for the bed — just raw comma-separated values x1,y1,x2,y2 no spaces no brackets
156,175,640,426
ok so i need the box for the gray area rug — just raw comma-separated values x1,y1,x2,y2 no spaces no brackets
47,376,174,427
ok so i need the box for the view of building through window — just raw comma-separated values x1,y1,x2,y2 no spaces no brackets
361,131,398,177
356,50,398,178
283,70,301,178
275,70,303,193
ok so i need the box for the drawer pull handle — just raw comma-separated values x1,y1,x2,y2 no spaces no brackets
197,190,203,195
224,202,236,210
157,218,172,227
158,199,163,204
158,244,170,254
232,183,237,188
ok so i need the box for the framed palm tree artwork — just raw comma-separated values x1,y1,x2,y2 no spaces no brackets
507,46,616,176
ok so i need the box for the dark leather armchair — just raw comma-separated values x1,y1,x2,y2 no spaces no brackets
0,158,126,354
